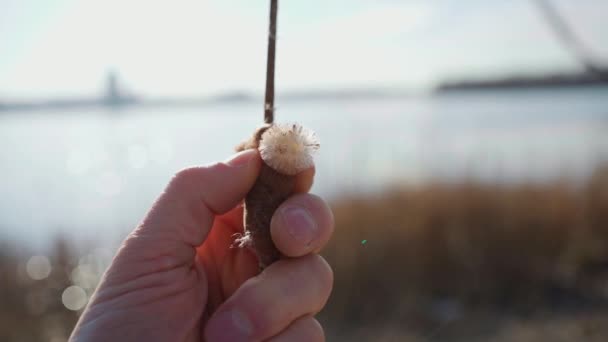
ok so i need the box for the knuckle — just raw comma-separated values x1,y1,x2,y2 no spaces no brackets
170,167,203,189
169,163,226,192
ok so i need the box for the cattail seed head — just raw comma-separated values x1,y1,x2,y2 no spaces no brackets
259,123,320,175
236,122,319,269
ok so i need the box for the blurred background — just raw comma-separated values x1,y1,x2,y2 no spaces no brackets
1,0,608,341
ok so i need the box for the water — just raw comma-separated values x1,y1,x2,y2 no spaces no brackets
1,87,607,249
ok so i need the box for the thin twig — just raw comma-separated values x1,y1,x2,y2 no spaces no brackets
264,0,278,124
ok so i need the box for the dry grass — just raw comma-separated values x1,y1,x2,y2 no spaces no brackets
0,240,79,342
320,167,608,339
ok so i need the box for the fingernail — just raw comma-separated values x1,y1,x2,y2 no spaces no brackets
282,206,317,247
205,310,253,342
224,150,256,168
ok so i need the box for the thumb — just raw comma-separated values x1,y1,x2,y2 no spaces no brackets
107,149,261,280
138,149,261,246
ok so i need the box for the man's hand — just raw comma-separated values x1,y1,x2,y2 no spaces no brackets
70,150,334,342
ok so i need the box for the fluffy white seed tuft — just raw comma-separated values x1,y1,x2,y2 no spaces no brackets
233,231,253,248
259,123,320,175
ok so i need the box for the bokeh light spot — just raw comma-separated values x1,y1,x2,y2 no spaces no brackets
26,255,52,280
61,286,88,311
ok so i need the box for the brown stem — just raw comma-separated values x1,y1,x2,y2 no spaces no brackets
235,0,286,270
244,164,295,269
264,0,278,124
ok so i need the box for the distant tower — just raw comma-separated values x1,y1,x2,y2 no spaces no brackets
103,70,136,106
106,71,119,102
104,70,121,105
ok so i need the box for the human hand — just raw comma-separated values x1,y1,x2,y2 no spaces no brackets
70,150,334,342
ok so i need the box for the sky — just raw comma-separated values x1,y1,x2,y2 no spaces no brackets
0,0,607,99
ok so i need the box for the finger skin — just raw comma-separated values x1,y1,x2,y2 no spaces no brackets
294,167,315,193
71,151,262,342
138,149,261,247
204,255,333,342
104,150,261,284
270,194,334,257
267,316,325,342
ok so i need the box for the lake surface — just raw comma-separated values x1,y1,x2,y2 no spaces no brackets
1,87,607,250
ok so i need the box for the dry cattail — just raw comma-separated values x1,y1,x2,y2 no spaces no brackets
234,0,320,269
236,123,319,269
